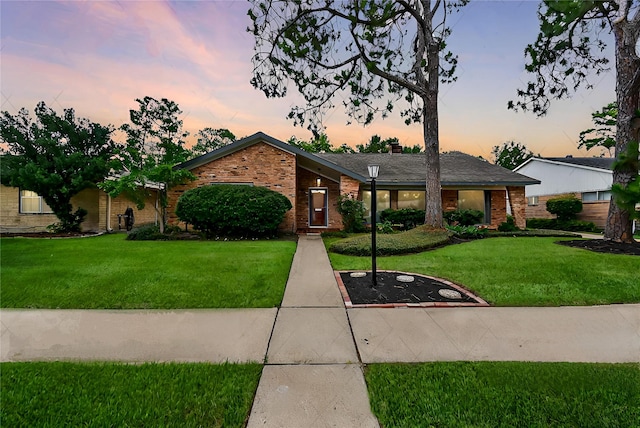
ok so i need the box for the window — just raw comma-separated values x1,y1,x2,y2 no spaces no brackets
20,190,53,214
527,196,539,206
582,191,611,202
458,190,490,224
362,190,391,223
397,191,426,210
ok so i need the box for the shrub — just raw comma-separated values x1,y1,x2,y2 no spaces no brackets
127,224,171,241
446,225,488,239
329,226,450,256
526,218,598,232
444,209,484,226
497,215,519,232
175,185,292,238
376,221,395,234
336,194,367,233
380,208,425,230
546,195,582,221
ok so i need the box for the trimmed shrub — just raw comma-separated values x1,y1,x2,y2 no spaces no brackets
127,224,172,241
329,226,450,256
380,208,425,230
336,194,367,233
546,195,582,221
526,218,598,232
497,215,519,232
444,209,484,226
175,184,292,238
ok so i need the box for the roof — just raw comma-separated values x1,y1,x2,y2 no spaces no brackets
316,152,540,186
543,157,615,170
176,133,540,187
514,156,615,174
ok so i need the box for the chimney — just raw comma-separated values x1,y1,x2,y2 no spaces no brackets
389,141,402,154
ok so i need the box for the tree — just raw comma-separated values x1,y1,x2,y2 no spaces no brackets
287,133,354,153
0,102,116,232
491,141,536,170
510,0,640,243
191,127,236,158
578,102,617,157
100,96,194,233
248,0,468,227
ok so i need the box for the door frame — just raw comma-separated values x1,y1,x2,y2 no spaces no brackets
308,187,328,228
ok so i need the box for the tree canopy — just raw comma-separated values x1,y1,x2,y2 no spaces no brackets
286,133,353,153
100,96,194,232
511,0,640,242
578,102,617,157
191,128,236,158
248,0,468,227
0,102,116,231
492,141,537,170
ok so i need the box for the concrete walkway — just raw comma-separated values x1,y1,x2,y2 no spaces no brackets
1,235,639,427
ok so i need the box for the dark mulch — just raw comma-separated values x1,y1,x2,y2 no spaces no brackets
0,232,101,239
338,271,484,306
557,239,640,256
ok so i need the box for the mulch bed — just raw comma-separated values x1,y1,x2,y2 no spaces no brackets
0,232,101,239
336,270,488,308
557,239,640,256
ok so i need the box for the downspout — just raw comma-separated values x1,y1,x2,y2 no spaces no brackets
106,194,112,232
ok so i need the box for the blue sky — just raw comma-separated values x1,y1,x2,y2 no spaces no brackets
1,0,617,158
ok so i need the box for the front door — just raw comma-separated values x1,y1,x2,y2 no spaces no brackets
309,188,328,227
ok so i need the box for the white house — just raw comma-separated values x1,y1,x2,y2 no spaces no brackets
514,156,614,229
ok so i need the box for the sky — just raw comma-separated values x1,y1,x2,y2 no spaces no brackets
0,0,619,159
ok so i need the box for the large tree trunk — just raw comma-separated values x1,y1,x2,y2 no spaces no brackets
423,39,443,228
604,21,640,243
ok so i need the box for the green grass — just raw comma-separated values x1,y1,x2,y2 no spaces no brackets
1,234,296,309
0,362,262,427
366,362,640,428
328,237,640,306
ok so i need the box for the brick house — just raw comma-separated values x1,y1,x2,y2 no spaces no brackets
514,156,615,229
0,184,160,234
168,132,539,233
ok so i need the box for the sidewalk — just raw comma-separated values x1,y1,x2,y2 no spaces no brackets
1,235,639,427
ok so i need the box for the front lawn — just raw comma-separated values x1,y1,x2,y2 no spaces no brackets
0,362,262,427
1,234,296,309
366,362,640,428
328,237,640,306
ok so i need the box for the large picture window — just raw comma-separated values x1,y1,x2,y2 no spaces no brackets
20,190,53,214
362,190,390,223
397,191,425,210
458,190,490,224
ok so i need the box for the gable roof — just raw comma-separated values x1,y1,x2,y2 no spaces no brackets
176,131,367,182
515,156,614,173
317,152,540,186
176,132,540,186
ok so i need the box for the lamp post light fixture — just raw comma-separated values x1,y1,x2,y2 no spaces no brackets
367,164,379,287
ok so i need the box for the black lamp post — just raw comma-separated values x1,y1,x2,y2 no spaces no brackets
368,164,379,287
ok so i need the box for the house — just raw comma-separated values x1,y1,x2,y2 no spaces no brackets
0,184,160,234
168,132,540,232
514,156,614,229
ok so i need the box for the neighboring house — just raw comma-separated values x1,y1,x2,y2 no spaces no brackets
0,185,160,233
514,156,614,229
168,132,540,232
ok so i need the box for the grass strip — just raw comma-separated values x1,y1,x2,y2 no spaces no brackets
366,362,640,428
327,237,640,306
1,234,296,309
0,362,262,428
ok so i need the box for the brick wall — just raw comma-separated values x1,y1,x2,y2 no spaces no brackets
525,193,609,229
0,185,161,233
340,175,361,199
490,190,507,228
506,186,526,229
100,190,160,231
167,142,297,232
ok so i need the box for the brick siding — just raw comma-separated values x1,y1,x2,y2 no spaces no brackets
167,142,297,232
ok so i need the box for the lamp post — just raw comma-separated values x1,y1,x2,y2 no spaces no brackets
367,164,379,288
